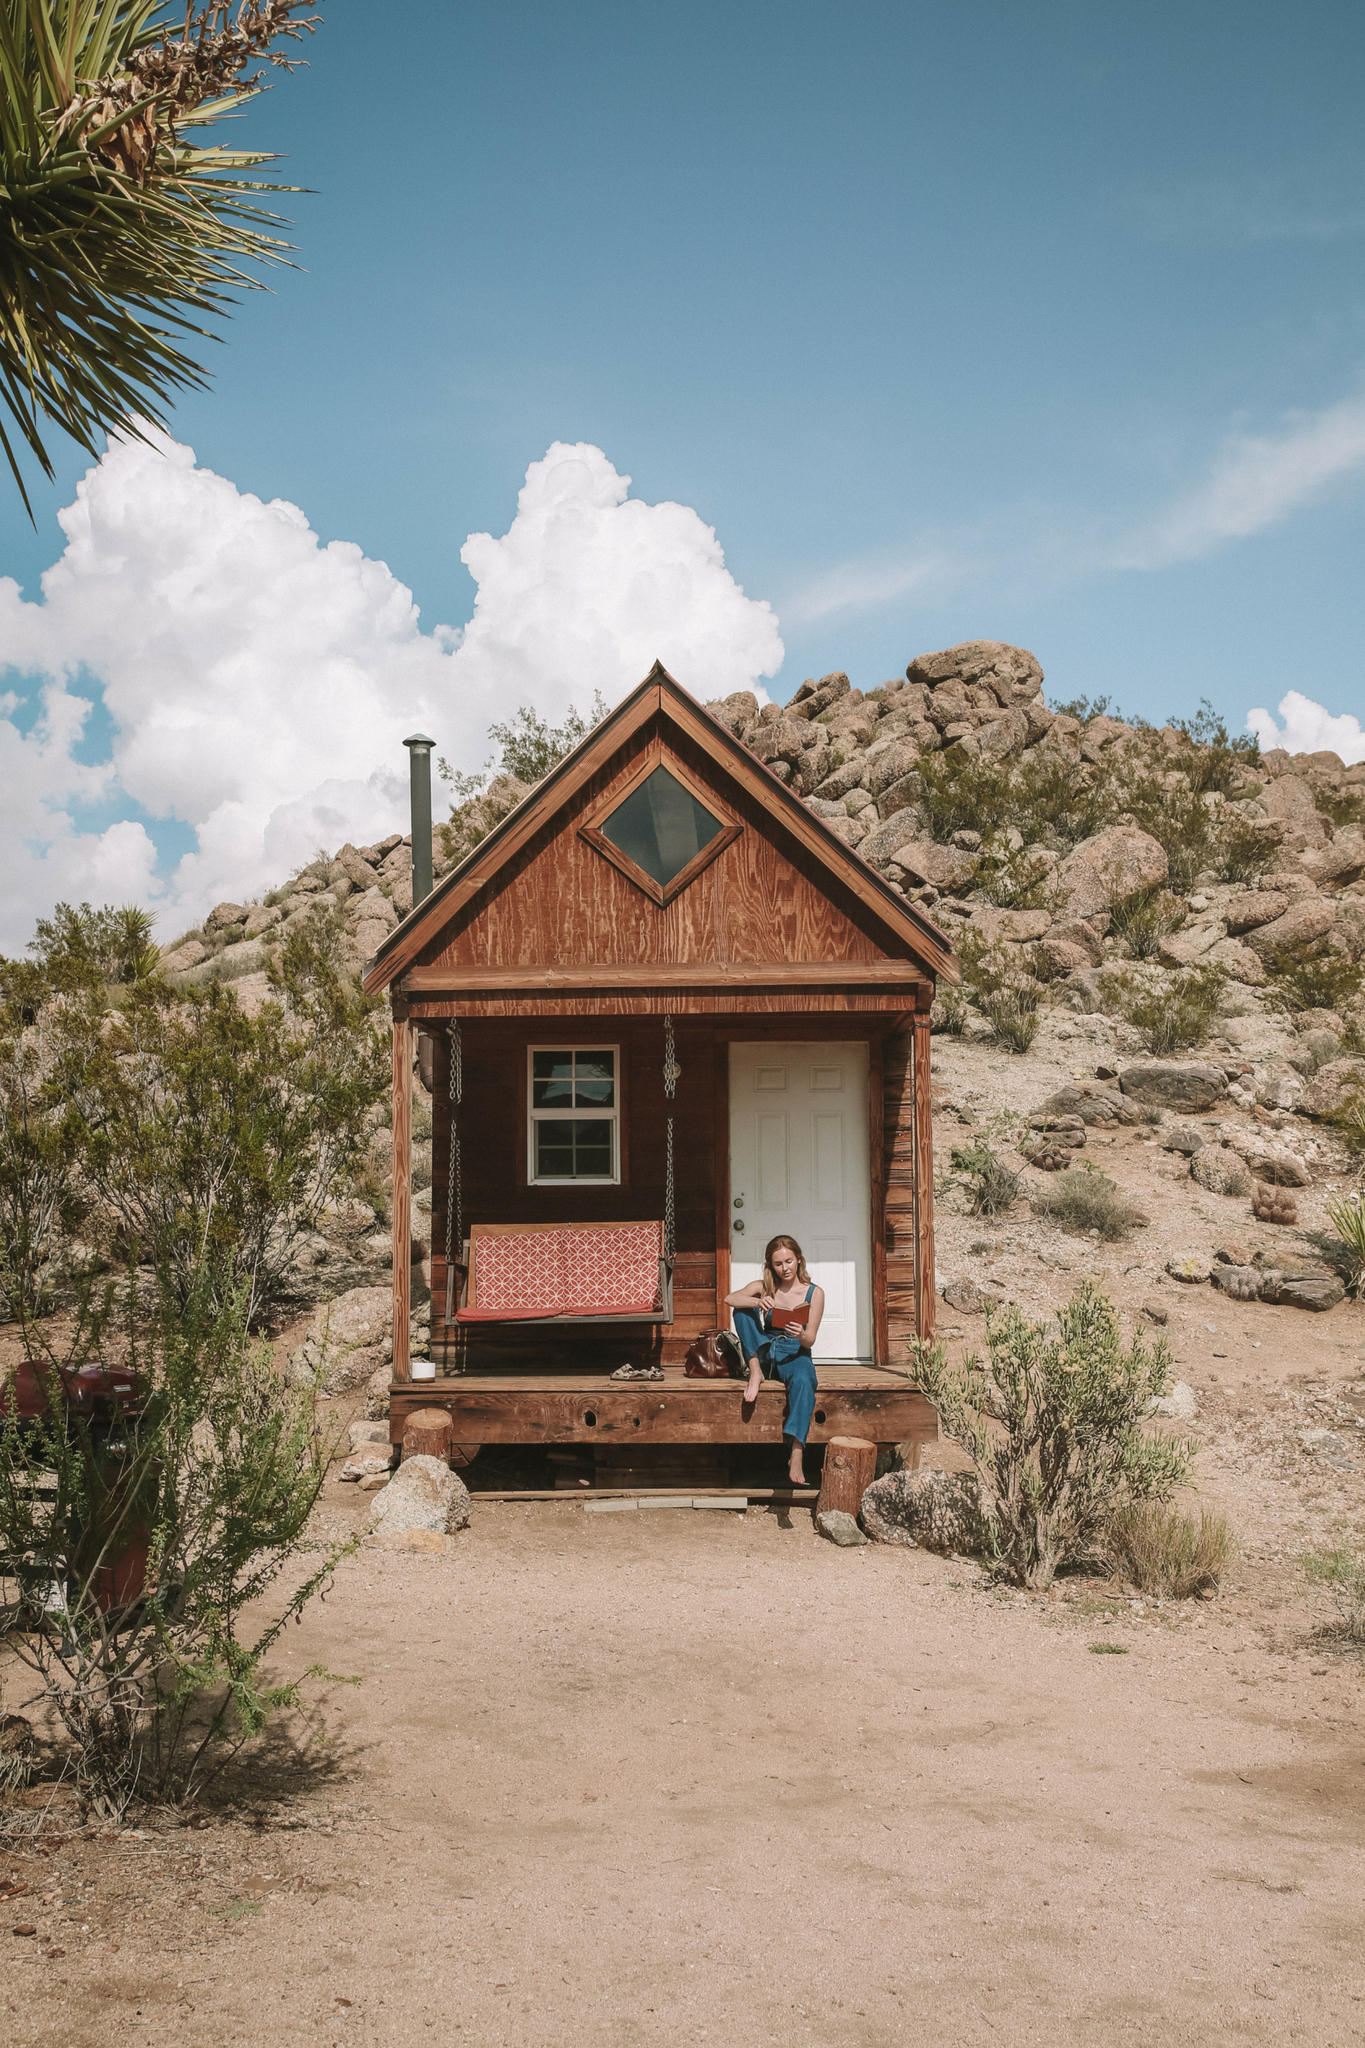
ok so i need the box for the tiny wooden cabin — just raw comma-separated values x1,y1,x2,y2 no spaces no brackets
363,667,959,1477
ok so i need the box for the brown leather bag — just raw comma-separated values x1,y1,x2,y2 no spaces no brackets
684,1329,736,1378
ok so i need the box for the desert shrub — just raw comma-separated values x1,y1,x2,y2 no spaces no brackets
1268,946,1365,1016
935,987,968,1035
1031,1164,1145,1241
1316,786,1365,830
913,749,1021,844
1163,699,1260,795
1303,1548,1365,1648
1216,810,1270,885
967,837,1057,911
979,985,1042,1054
1100,964,1227,1054
0,1278,354,1821
1120,774,1224,893
1051,695,1123,722
912,1283,1194,1589
939,1134,1021,1217
1327,1193,1365,1296
1106,1500,1232,1598
1108,886,1185,962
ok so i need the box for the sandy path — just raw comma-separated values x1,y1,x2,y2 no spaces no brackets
7,1491,1365,2048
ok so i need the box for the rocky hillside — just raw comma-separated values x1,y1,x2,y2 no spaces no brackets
158,641,1365,1357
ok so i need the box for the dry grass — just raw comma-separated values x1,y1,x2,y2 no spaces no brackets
1304,1547,1365,1648
1107,1501,1232,1599
1031,1167,1145,1241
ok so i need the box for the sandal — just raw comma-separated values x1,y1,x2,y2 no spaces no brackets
610,1362,664,1382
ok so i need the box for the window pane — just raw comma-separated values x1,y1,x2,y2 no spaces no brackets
573,1051,615,1108
534,1118,613,1180
600,767,722,889
532,1050,574,1109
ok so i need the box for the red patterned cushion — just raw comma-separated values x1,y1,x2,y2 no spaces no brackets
457,1221,662,1321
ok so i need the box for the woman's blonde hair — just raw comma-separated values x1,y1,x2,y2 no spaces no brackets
763,1234,810,1291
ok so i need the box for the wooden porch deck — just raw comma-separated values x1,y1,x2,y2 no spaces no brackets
389,1361,936,1453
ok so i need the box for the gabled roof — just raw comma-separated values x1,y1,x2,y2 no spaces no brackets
363,663,959,994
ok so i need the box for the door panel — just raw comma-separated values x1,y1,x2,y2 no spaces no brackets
728,1042,871,1362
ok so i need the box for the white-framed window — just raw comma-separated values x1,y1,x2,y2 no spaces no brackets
527,1045,620,1185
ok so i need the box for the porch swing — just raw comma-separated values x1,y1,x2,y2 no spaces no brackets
440,1017,678,1339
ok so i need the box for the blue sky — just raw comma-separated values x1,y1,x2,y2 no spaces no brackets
2,0,1364,938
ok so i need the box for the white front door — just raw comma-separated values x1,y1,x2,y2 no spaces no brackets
728,1041,872,1363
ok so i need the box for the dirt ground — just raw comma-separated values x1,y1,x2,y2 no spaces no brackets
5,1008,1365,2045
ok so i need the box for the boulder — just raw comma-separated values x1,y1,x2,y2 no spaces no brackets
365,1365,391,1419
1166,1255,1211,1284
887,841,976,892
1191,1148,1252,1197
1205,938,1267,985
1244,896,1336,963
1257,1271,1346,1313
706,690,760,736
816,1509,868,1547
368,1454,470,1536
1238,1141,1312,1188
243,903,282,938
1054,827,1168,922
1162,1124,1204,1156
205,901,248,933
968,907,1052,945
969,709,1030,762
340,1446,396,1482
1047,917,1105,963
906,640,1044,707
1298,1058,1365,1119
160,938,208,974
942,1275,994,1315
1034,938,1095,982
288,1285,392,1395
1119,1063,1227,1113
1223,891,1290,936
859,1470,997,1556
866,737,923,797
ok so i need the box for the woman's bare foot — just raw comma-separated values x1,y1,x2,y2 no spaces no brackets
788,1453,807,1486
744,1361,763,1404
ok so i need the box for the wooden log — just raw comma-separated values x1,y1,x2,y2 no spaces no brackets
911,1011,936,1345
402,1406,454,1464
816,1435,877,1521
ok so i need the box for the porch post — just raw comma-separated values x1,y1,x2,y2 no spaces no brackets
391,1000,412,1382
911,997,936,1345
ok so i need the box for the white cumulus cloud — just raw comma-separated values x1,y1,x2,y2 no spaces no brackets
1247,690,1365,766
0,434,782,951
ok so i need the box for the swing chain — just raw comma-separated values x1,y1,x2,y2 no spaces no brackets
444,1019,463,1367
663,1013,677,1264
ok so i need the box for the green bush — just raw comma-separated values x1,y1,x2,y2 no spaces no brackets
1268,946,1365,1016
1108,886,1185,962
0,1277,354,1821
1100,964,1227,1055
1031,1165,1145,1241
939,1134,1021,1217
1106,1500,1232,1598
980,986,1042,1054
912,1283,1195,1589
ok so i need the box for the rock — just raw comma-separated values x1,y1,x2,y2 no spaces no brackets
1260,774,1332,845
1166,1255,1211,1284
1162,1124,1204,1156
882,840,976,892
816,1509,868,1547
859,1470,997,1556
1244,897,1336,963
1054,827,1168,922
160,938,208,974
942,1275,988,1314
288,1285,392,1395
1147,1380,1197,1421
968,907,1052,944
205,901,248,933
1298,1058,1365,1119
866,736,923,797
1237,1141,1311,1188
340,1447,396,1482
1260,1272,1346,1312
906,640,1044,708
969,708,1030,762
365,1365,391,1419
1140,1300,1169,1326
349,1420,391,1450
368,1454,470,1536
1298,1427,1353,1461
1047,918,1106,963
1210,1264,1260,1300
1034,939,1095,981
1205,938,1267,985
1191,1148,1252,1197
243,902,282,938
1119,1063,1227,1113
1223,890,1290,935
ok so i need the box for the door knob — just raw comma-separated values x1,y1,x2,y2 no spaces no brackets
732,1219,745,1233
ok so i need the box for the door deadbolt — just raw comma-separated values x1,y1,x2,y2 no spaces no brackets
733,1196,744,1208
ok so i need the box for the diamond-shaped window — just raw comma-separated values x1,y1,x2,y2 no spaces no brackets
599,766,723,891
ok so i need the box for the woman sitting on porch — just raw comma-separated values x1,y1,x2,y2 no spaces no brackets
724,1236,825,1487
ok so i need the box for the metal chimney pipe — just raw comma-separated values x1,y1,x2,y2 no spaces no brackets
403,733,435,907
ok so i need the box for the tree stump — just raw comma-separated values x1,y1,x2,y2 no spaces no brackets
816,1436,877,1521
449,1443,481,1470
402,1408,454,1465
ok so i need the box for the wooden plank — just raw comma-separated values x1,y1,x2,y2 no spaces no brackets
401,961,928,993
408,991,925,1018
388,1379,936,1448
714,1038,730,1322
391,1010,412,1382
465,1487,821,1503
912,1014,935,1345
869,1033,888,1369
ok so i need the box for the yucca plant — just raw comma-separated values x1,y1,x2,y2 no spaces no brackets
0,0,318,512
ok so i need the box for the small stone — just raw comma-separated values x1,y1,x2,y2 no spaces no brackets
1162,1124,1204,1156
1147,1381,1197,1421
1166,1256,1211,1284
942,1276,984,1314
817,1510,868,1547
1140,1300,1169,1325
